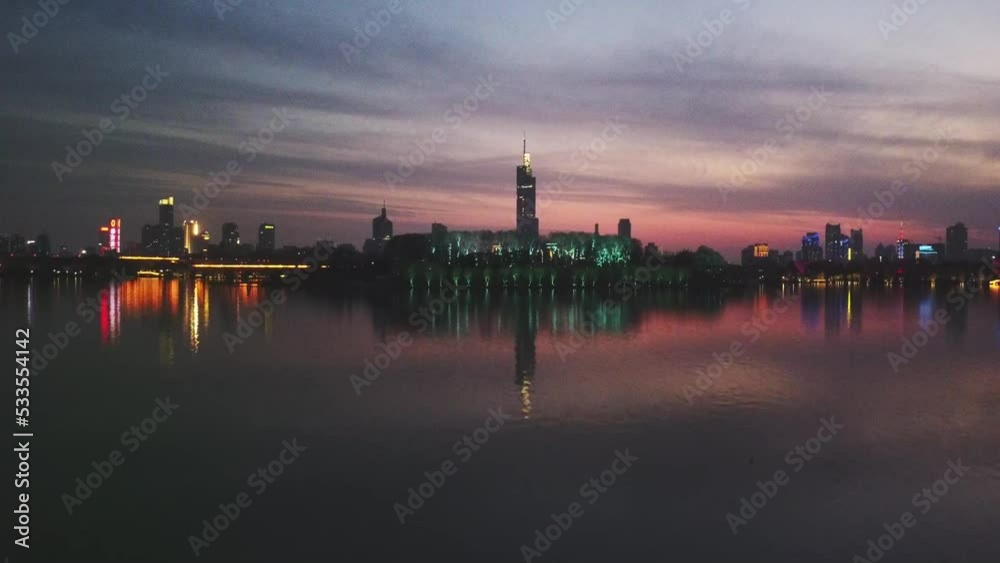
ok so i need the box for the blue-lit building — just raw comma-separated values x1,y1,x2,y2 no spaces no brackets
802,232,822,262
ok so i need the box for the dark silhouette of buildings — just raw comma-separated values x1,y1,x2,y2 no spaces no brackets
850,228,864,261
364,204,394,255
618,218,632,241
946,222,968,262
221,223,240,249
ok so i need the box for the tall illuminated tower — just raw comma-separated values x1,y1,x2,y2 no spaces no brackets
516,137,539,239
158,197,175,227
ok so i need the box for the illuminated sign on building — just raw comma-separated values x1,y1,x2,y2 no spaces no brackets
109,218,121,252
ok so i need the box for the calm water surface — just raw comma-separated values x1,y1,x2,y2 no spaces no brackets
3,278,999,562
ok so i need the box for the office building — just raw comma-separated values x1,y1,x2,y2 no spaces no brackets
221,223,240,249
159,197,174,227
825,224,848,262
258,223,276,253
850,229,863,261
515,139,539,239
618,218,632,241
801,232,822,262
945,222,968,262
373,204,393,242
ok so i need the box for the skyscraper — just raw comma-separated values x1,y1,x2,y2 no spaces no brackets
802,232,822,262
221,223,240,249
850,228,863,261
618,218,632,241
825,224,848,262
373,204,393,241
945,222,968,262
516,138,539,239
258,223,276,253
159,197,175,227
183,220,202,254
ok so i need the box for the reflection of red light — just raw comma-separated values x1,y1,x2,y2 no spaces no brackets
100,292,110,344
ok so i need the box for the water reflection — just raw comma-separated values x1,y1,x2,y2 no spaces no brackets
513,293,537,419
34,279,998,375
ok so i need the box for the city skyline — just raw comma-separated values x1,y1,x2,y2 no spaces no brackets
3,1,1000,260
3,140,997,262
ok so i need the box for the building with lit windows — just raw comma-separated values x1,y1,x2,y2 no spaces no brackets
159,197,175,227
183,220,205,254
802,232,822,262
258,223,276,253
516,139,539,239
364,204,394,255
825,224,849,262
97,218,122,255
221,223,240,249
850,228,863,261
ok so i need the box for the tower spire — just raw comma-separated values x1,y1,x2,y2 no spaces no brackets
523,131,526,158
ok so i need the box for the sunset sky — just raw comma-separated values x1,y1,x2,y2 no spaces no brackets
2,0,999,259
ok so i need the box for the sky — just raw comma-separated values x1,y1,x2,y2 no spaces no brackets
2,0,999,260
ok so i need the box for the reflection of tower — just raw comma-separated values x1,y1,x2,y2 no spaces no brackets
514,294,538,419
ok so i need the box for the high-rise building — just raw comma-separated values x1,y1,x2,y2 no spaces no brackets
221,223,240,249
98,220,121,255
98,226,111,252
159,197,175,227
183,220,203,254
850,228,863,261
515,138,539,239
825,224,845,262
0,234,9,256
34,234,51,256
801,232,822,262
945,222,968,262
373,205,393,242
258,223,276,253
618,218,632,241
10,234,26,256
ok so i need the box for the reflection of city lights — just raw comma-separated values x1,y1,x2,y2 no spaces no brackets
520,379,532,420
